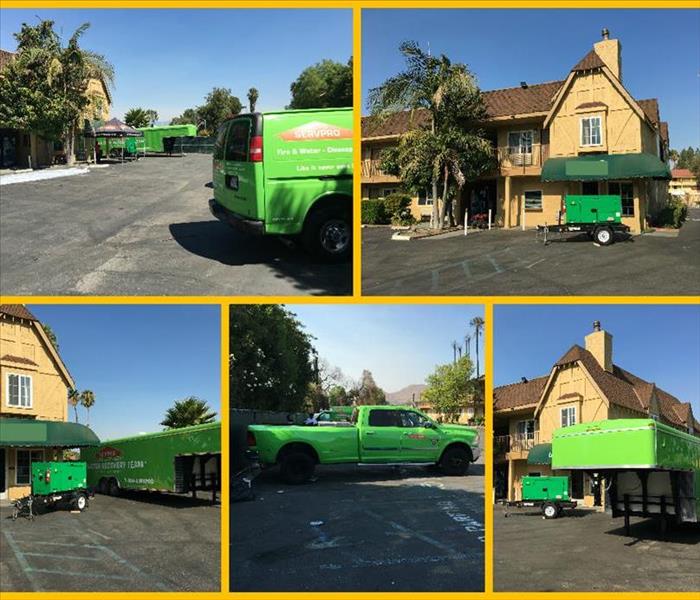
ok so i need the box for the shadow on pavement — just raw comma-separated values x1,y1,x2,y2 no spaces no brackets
169,220,352,295
605,519,700,545
96,489,219,509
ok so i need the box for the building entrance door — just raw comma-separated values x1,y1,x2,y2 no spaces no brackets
571,470,584,499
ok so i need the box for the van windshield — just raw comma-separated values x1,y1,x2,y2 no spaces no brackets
225,119,250,162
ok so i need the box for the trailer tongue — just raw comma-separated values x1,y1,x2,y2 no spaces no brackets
552,419,700,533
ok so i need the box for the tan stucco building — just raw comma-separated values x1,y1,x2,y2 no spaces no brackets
493,322,699,508
362,30,671,234
670,168,699,206
0,305,87,501
0,48,111,169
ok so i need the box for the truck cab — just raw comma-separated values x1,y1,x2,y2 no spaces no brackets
210,108,353,261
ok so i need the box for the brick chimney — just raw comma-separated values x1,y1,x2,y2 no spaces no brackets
585,320,613,372
594,28,622,81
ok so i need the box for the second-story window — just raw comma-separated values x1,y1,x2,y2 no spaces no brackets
561,406,577,428
508,131,533,155
7,373,32,408
581,116,602,146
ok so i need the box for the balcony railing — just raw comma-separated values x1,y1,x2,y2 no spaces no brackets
496,144,549,170
494,432,542,456
361,157,396,180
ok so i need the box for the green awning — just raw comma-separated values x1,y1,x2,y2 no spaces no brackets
528,443,552,465
0,418,100,448
541,153,671,182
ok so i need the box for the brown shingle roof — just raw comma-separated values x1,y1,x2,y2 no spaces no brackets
638,98,660,125
0,304,38,321
660,121,669,147
494,376,549,411
362,109,432,138
672,168,694,179
572,49,606,72
498,344,697,435
0,354,38,366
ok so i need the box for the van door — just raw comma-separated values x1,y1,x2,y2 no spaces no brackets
214,116,265,220
397,411,442,462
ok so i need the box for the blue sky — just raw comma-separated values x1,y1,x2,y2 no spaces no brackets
28,305,221,441
289,304,484,393
1,9,351,123
495,305,700,415
362,9,700,149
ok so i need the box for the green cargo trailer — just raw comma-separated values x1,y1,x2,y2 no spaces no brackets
82,422,221,500
137,124,197,153
552,419,700,531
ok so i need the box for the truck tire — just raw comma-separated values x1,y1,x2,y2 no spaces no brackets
439,446,471,476
543,502,558,519
98,478,109,495
73,492,88,512
593,226,614,246
279,451,315,484
108,478,120,497
302,205,352,262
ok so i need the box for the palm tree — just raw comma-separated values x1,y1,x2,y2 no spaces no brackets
124,107,150,128
80,390,95,427
68,388,80,423
470,317,485,378
160,396,217,429
247,87,259,113
367,41,491,229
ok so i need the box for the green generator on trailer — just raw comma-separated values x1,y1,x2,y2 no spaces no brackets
552,419,700,533
502,475,577,519
12,461,92,520
538,194,629,246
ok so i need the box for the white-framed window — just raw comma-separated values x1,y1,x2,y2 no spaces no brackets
508,130,534,154
418,190,434,206
561,406,577,428
524,190,543,211
16,449,44,485
580,116,602,146
516,419,537,440
6,373,32,408
609,181,634,217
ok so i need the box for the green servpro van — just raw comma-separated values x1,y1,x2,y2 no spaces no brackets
552,419,700,530
209,108,353,261
82,422,220,499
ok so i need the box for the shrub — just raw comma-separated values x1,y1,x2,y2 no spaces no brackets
391,207,417,227
652,198,688,229
383,193,413,218
361,199,389,224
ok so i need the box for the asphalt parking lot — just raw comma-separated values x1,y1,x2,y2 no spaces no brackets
0,492,220,592
494,506,700,592
0,155,351,296
230,461,484,592
362,207,700,296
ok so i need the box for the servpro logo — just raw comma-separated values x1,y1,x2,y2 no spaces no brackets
279,121,353,142
96,446,122,460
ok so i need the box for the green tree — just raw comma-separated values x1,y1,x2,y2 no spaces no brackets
368,41,493,229
288,58,352,109
230,305,315,412
68,388,80,423
42,324,59,352
423,356,476,423
354,370,386,405
470,316,484,378
145,108,158,126
328,384,350,406
161,396,217,429
0,20,114,165
197,87,242,136
170,107,199,127
247,87,259,113
674,146,700,178
303,382,329,413
124,107,150,128
80,389,95,427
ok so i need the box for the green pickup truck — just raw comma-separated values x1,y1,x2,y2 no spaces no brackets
247,405,480,483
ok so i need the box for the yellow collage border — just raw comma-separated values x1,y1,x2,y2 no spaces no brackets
1,0,700,599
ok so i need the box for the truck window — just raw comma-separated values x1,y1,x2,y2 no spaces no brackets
368,410,400,427
398,411,423,428
225,119,250,162
213,124,227,160
318,412,331,422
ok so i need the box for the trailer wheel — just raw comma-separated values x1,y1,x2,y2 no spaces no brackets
439,446,471,476
279,451,316,484
543,502,558,519
593,226,614,246
73,493,88,512
108,478,120,497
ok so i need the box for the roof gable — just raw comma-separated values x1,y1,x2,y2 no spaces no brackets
572,49,606,72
